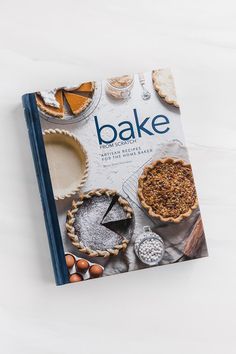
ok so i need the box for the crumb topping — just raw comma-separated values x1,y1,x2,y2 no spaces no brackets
139,160,197,219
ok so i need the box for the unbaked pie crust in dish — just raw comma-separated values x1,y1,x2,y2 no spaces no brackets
138,158,198,223
66,189,134,258
43,129,89,200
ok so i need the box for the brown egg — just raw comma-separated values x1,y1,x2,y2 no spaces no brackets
89,264,103,278
77,259,89,272
69,273,83,283
65,254,75,268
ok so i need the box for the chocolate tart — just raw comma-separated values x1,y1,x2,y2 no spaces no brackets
66,189,134,258
138,158,198,223
43,129,89,200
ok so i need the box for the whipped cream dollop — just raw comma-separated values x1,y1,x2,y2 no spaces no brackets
39,89,60,108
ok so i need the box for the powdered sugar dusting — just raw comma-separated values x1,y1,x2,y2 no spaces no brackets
102,201,127,223
74,195,123,250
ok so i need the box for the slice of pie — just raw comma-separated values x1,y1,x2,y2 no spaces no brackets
35,89,64,118
138,158,198,223
36,81,95,119
64,92,91,115
152,68,179,108
66,189,134,258
76,82,95,93
101,196,132,222
63,82,95,93
101,196,133,238
101,194,119,221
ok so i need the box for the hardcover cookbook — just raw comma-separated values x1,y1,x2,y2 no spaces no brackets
22,69,208,285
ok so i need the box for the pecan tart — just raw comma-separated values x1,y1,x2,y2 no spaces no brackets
66,189,134,258
138,158,198,223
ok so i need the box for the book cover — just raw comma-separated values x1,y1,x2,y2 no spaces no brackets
22,69,208,285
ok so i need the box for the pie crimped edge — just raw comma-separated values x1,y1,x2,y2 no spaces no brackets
66,188,133,258
43,129,89,200
152,69,179,108
138,158,198,223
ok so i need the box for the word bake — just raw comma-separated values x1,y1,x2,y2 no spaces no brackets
94,108,170,145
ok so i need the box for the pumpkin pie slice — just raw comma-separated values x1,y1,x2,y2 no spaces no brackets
64,82,94,93
64,92,91,115
76,82,95,93
36,89,64,118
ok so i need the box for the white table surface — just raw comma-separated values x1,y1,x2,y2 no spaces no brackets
1,1,236,353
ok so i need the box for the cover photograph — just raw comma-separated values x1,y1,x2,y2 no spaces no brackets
22,69,208,285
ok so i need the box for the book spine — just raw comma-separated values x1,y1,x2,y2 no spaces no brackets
22,94,69,286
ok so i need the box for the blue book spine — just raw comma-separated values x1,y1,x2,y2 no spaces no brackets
22,93,69,285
